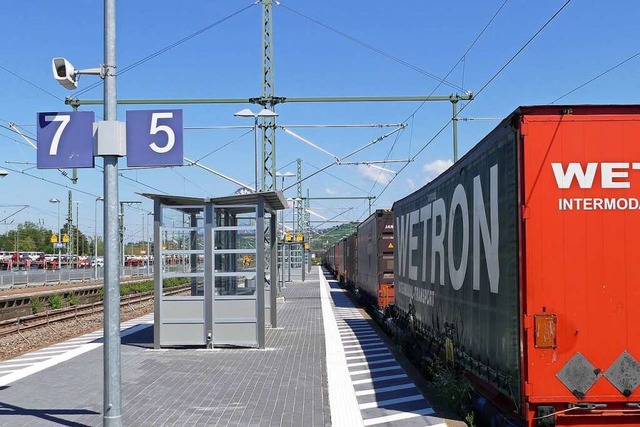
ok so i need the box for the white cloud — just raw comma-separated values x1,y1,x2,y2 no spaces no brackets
423,159,453,175
357,164,394,185
423,159,453,182
406,178,416,191
325,188,337,195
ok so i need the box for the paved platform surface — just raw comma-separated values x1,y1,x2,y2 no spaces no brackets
0,267,458,426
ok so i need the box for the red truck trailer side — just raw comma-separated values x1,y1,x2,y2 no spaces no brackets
522,106,640,425
393,105,640,426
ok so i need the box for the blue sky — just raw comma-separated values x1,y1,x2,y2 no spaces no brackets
1,0,639,242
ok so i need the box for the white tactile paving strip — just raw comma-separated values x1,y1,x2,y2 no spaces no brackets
320,269,447,427
0,313,154,387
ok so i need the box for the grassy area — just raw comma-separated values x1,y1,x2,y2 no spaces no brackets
31,278,189,315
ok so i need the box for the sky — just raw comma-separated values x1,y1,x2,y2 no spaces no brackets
1,0,639,244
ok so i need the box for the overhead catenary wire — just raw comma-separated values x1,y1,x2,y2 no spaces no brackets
0,125,34,149
184,157,254,193
277,2,467,93
373,0,573,205
0,66,64,102
0,165,100,198
550,51,640,104
350,0,511,221
402,0,511,124
2,1,502,225
299,161,370,198
281,127,339,161
0,205,30,225
194,128,253,163
282,125,406,192
170,166,218,197
73,3,258,98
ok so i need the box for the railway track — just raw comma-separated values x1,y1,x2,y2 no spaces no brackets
0,285,189,338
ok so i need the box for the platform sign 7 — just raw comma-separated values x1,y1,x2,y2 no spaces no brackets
126,109,183,167
36,111,95,169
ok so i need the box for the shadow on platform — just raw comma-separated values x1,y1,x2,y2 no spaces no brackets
0,401,98,427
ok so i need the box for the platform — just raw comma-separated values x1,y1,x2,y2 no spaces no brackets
0,267,460,426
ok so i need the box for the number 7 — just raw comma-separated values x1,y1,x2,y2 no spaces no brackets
45,114,71,156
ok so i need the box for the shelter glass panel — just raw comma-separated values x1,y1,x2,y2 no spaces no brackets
214,274,256,296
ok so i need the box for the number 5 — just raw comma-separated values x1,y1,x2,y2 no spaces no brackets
149,112,175,154
45,114,71,156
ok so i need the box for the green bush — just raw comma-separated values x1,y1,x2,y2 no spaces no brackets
48,293,65,310
67,293,80,306
421,358,474,426
31,297,44,314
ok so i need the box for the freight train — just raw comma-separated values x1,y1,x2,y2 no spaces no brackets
323,105,640,427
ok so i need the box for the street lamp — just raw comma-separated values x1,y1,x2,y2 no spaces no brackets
49,198,61,273
234,108,278,192
95,196,104,279
275,171,295,191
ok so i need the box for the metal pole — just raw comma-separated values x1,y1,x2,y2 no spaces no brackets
76,203,80,261
146,213,151,277
57,203,61,281
256,197,265,348
288,200,293,282
269,212,277,328
254,116,259,192
260,0,276,191
103,0,122,424
120,203,125,268
94,198,98,279
307,189,312,274
452,97,459,162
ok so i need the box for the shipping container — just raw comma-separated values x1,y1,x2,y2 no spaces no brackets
393,105,640,426
325,242,339,278
356,209,395,309
344,233,358,289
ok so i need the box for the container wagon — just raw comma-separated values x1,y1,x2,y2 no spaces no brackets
323,244,336,276
324,241,339,278
343,233,358,289
356,209,395,309
392,105,640,426
337,237,346,285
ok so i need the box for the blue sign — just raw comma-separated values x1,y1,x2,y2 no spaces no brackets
126,109,183,167
37,111,95,169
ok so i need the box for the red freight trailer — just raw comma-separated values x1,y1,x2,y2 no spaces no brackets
393,105,640,426
356,210,394,309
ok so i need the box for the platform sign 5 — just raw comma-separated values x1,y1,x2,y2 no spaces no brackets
37,111,95,169
126,109,183,167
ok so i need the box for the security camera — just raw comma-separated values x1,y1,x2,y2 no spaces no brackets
52,57,78,90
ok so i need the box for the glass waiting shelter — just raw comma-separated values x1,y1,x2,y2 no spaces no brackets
142,192,287,349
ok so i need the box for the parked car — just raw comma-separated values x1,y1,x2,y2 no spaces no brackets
90,256,104,267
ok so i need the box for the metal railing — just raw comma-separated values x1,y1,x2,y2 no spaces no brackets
0,265,157,291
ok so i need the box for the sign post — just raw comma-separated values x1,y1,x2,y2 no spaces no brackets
38,5,183,423
38,43,183,427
